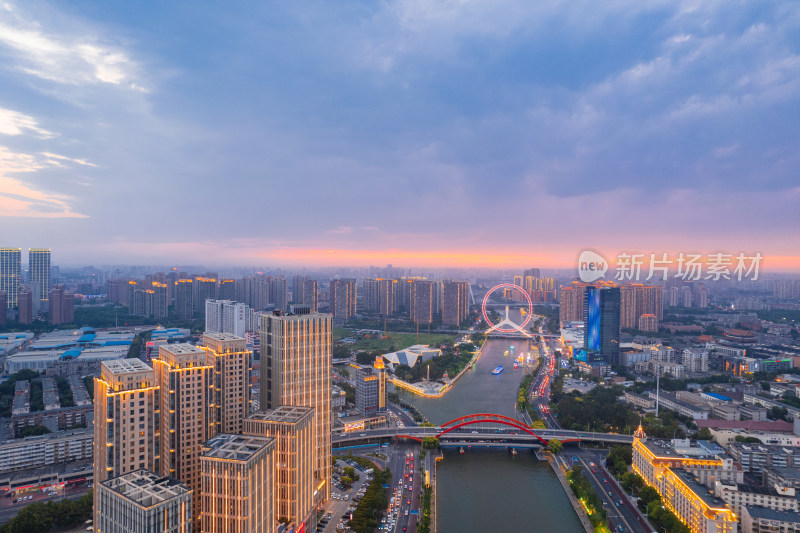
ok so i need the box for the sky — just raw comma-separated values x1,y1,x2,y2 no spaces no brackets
0,1,799,270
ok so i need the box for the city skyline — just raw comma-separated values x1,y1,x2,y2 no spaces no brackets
0,1,798,268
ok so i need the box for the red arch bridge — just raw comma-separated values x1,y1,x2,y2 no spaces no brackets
332,413,633,449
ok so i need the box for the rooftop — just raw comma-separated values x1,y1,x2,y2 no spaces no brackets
101,470,190,507
102,358,153,374
202,434,274,461
246,405,313,424
695,419,794,432
640,438,723,461
744,505,800,523
672,469,729,510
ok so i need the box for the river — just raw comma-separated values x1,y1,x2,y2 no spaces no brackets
397,331,583,533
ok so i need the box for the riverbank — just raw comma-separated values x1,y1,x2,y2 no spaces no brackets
546,453,594,533
387,342,486,398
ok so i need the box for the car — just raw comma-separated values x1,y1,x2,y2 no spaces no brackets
360,433,367,436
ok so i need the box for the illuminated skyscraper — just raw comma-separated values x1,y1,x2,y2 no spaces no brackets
28,248,50,314
259,311,332,501
201,333,251,435
153,343,213,529
0,248,21,309
244,406,314,527
200,434,276,533
584,285,621,365
329,278,356,320
93,359,160,524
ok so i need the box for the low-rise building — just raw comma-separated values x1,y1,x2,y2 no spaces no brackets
632,429,740,533
647,391,709,419
0,429,93,473
661,469,738,533
762,466,800,491
381,344,441,370
622,391,655,410
740,505,800,533
714,480,798,517
729,443,800,474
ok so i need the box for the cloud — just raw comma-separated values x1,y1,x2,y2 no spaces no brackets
326,226,353,235
0,107,55,138
40,152,97,167
0,146,89,218
0,4,141,89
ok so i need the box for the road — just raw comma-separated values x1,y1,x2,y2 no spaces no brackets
328,442,422,533
0,485,89,524
566,448,653,533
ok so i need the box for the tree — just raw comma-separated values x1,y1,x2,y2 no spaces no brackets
639,485,661,505
696,427,713,440
548,439,563,454
333,344,351,359
531,419,547,429
421,437,439,449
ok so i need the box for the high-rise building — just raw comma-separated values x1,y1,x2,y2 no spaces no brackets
410,280,433,325
666,286,679,307
363,278,380,313
259,312,331,501
194,277,217,314
378,279,398,316
584,285,621,365
443,281,469,326
329,278,356,320
217,279,235,301
201,333,251,435
244,406,314,527
638,314,658,332
151,282,169,319
680,285,693,307
205,300,250,336
302,279,318,311
28,248,50,314
292,275,304,304
200,434,276,533
153,343,213,528
0,291,5,326
0,248,21,309
17,286,32,325
523,268,541,279
95,470,192,533
93,359,161,524
270,276,289,312
175,279,194,319
559,283,587,324
48,284,74,325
